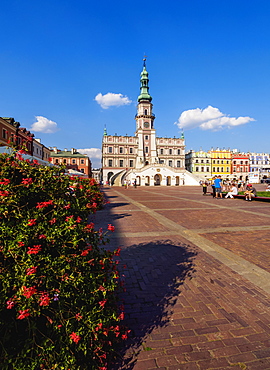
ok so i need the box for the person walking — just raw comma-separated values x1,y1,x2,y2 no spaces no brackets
202,182,207,195
211,177,216,198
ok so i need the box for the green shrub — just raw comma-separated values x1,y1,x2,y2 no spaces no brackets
0,150,126,370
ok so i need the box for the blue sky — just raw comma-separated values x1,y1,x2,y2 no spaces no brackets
1,0,270,167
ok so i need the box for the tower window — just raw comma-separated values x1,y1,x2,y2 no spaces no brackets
144,109,147,115
119,147,123,154
130,160,134,167
169,149,172,155
145,135,149,140
177,149,180,155
177,160,181,167
120,160,124,167
169,160,172,167
108,160,113,167
108,147,112,153
160,149,163,155
130,147,133,154
145,147,149,153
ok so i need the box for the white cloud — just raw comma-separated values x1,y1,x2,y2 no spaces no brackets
95,92,132,109
31,116,59,133
176,106,255,131
77,148,102,168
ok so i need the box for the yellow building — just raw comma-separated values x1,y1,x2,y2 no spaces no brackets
210,149,232,178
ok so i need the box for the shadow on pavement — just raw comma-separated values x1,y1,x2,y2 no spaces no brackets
111,239,197,369
109,202,131,208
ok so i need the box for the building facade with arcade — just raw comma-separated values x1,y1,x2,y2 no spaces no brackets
102,62,199,186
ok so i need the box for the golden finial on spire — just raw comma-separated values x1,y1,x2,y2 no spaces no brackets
143,54,147,67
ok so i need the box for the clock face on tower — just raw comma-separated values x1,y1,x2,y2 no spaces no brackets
144,122,149,128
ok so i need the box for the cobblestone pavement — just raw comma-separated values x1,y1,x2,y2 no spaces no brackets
91,185,270,370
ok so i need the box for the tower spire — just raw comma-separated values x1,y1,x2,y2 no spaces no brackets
138,56,152,102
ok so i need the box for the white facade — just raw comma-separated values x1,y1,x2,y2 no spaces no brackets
102,62,199,186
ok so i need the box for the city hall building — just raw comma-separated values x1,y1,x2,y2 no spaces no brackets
101,62,199,186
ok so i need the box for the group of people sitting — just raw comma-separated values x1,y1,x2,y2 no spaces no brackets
202,176,257,201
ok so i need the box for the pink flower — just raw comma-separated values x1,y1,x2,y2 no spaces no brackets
70,332,81,343
27,245,42,255
75,313,83,321
26,266,37,275
65,215,74,221
36,200,53,209
22,178,33,185
18,241,25,247
118,312,124,320
17,309,30,320
22,286,37,298
95,323,103,331
107,224,115,232
114,247,121,256
49,218,56,225
39,293,50,306
76,216,82,223
99,300,107,309
0,190,10,196
38,234,47,239
16,153,23,161
63,203,71,209
0,178,10,185
84,222,94,232
33,160,39,165
81,249,89,256
27,219,36,226
6,300,15,309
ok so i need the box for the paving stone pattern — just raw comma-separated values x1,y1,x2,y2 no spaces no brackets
91,185,270,370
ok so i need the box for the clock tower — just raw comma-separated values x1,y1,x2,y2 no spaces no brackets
135,59,158,168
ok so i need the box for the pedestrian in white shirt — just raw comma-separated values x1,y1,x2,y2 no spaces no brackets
225,184,238,198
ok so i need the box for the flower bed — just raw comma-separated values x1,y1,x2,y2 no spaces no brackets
0,150,127,369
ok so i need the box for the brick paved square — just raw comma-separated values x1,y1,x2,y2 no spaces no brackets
97,186,270,369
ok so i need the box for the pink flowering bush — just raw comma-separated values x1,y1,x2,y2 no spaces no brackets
0,151,126,369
